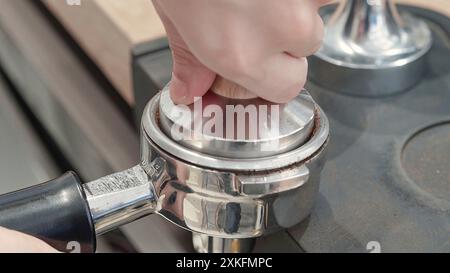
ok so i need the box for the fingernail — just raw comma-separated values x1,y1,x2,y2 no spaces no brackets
170,74,191,105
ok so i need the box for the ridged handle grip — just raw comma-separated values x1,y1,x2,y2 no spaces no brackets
0,172,96,253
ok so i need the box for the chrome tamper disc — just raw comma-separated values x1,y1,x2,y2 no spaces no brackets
158,85,316,159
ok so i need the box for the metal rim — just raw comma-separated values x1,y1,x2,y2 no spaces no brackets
314,43,431,70
315,3,433,70
142,93,329,172
158,86,316,159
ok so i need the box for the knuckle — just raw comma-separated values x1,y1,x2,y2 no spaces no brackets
286,11,324,55
291,11,316,39
213,43,253,78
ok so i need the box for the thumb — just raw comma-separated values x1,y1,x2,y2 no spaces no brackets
0,227,59,253
170,47,216,105
153,1,215,105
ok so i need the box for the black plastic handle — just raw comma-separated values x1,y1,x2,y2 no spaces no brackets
0,172,96,253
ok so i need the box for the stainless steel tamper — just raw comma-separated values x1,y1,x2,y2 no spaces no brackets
0,78,329,253
309,0,432,96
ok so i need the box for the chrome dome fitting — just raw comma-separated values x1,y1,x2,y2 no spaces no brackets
139,85,329,253
309,0,432,96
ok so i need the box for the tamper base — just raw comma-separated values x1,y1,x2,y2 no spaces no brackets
310,1,432,96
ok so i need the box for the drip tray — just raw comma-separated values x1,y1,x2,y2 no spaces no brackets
288,7,450,252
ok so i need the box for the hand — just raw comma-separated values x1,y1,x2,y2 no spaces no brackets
0,227,58,253
152,0,331,104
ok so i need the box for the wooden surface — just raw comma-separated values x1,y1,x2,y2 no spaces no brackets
42,0,165,105
0,0,190,253
43,0,450,105
211,77,257,99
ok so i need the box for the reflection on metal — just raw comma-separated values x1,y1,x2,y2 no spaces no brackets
131,4,450,252
84,164,158,235
80,85,329,252
159,89,316,159
310,0,432,96
0,0,330,252
140,86,329,249
192,233,256,253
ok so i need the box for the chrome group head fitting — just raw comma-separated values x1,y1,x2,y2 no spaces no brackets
309,0,432,96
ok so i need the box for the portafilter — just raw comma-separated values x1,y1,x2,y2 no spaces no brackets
0,78,329,253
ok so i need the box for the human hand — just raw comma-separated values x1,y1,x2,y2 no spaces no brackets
152,0,331,104
0,227,58,253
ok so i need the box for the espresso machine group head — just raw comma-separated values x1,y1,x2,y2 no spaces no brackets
0,78,330,253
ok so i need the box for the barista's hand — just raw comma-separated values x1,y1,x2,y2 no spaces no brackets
152,0,330,104
0,227,59,253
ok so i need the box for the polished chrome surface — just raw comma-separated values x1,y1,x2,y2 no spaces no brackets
318,0,431,68
139,89,329,239
83,162,163,235
83,86,329,249
192,233,256,253
310,0,432,96
159,85,316,159
143,91,329,172
141,130,327,238
0,0,329,252
85,114,327,240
